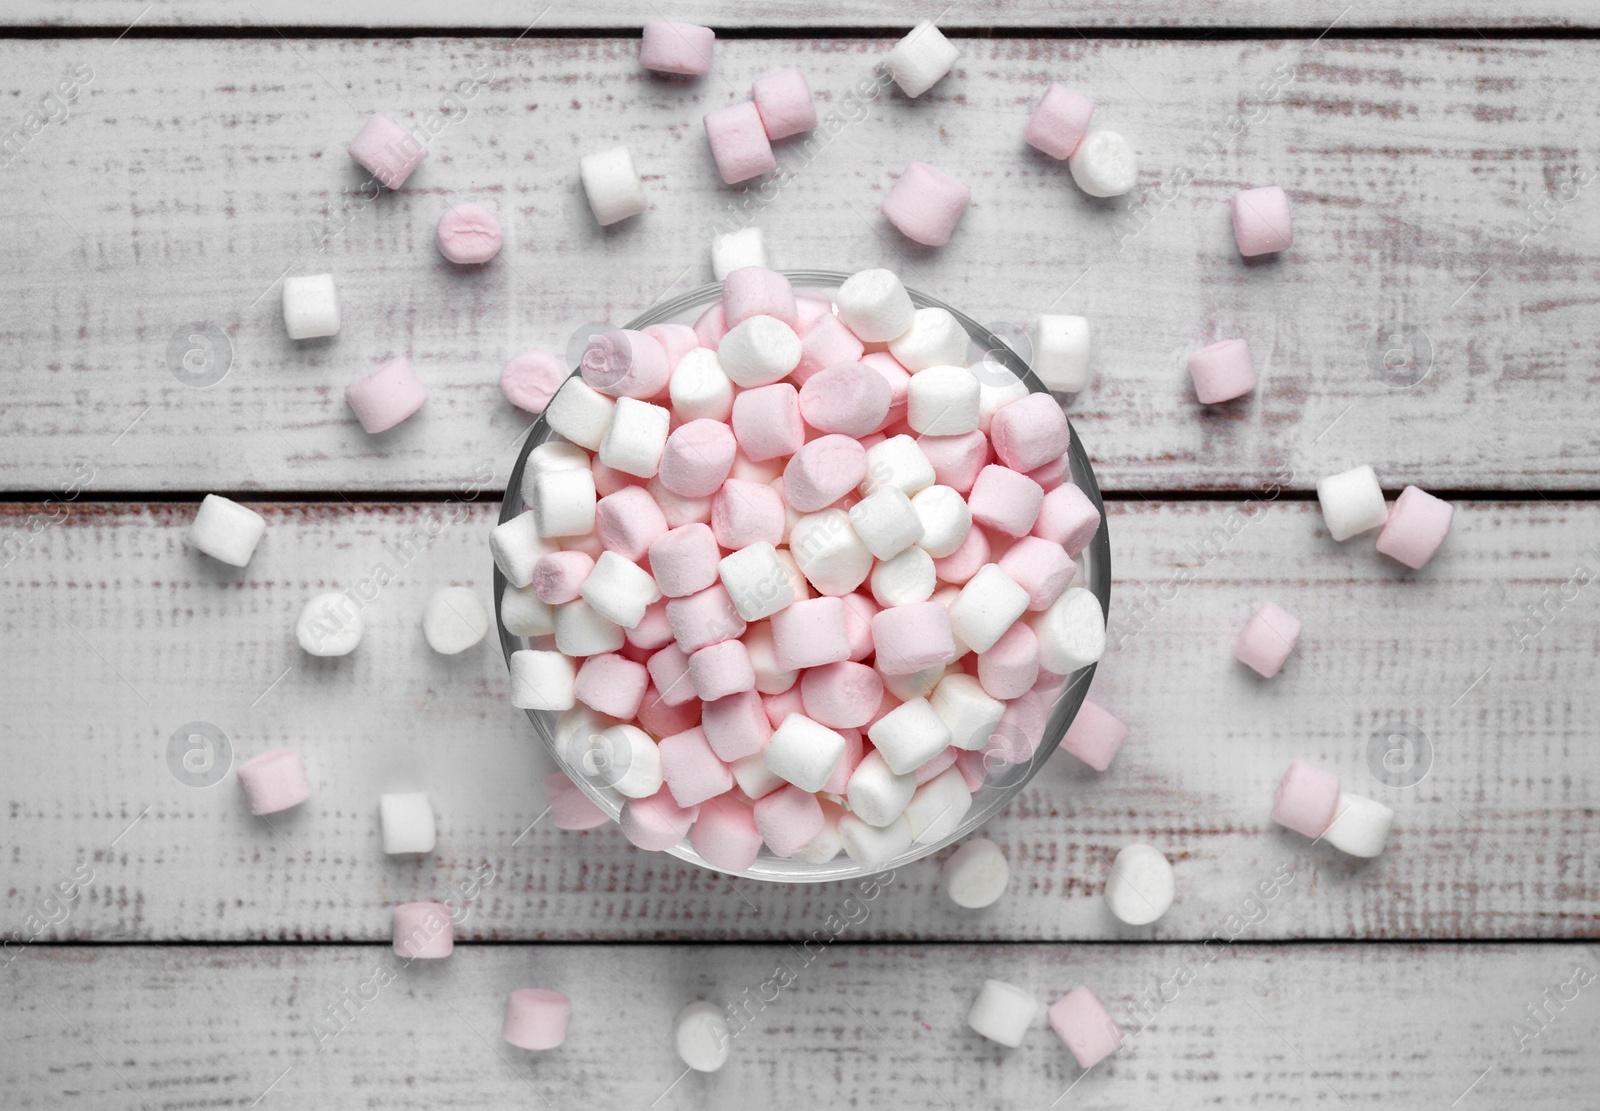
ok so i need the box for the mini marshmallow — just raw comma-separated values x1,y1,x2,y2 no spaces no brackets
841,594,877,661
691,795,762,871
862,435,937,496
659,419,737,498
796,315,867,383
799,362,891,436
282,273,339,340
1033,587,1105,674
1272,758,1341,839
839,812,915,867
848,485,925,560
649,523,722,598
730,450,785,486
628,602,675,653
237,749,310,815
529,468,598,540
580,145,646,225
905,767,972,844
348,112,426,188
743,623,797,696
423,586,490,654
977,621,1039,700
436,202,502,264
883,161,971,247
1047,987,1122,1068
870,545,937,608
598,398,671,479
595,486,669,560
919,431,988,494
379,792,436,854
501,350,569,414
704,101,775,185
640,20,714,75
647,323,699,370
1187,338,1257,404
502,988,571,1051
930,672,1005,752
790,509,875,596
501,584,555,637
752,66,816,139
723,266,798,329
791,801,846,863
719,541,796,622
1025,83,1094,159
846,750,917,827
1235,601,1302,679
989,393,1071,473
659,726,735,808
800,661,883,730
582,329,671,400
1321,463,1389,542
346,357,427,434
907,365,981,435
1067,130,1137,198
1323,792,1395,858
553,600,626,657
784,435,868,512
911,484,972,558
883,663,947,703
1376,486,1454,569
974,361,1031,432
719,316,802,387
510,649,578,711
948,564,1029,654
731,750,785,799
1061,699,1125,772
649,478,713,529
544,378,616,450
868,696,952,775
712,479,785,550
883,21,960,98
711,226,767,281
1033,483,1100,556
689,639,756,701
837,269,916,344
935,523,991,585
765,713,847,792
669,348,735,422
543,771,611,831
771,596,851,670
967,979,1039,1047
597,724,666,799
648,643,696,707
701,688,773,760
944,838,1010,909
674,1001,732,1073
666,583,747,654
1231,185,1293,257
393,902,453,960
575,652,650,718
693,302,729,348
1034,315,1091,393
754,784,825,855
1104,844,1175,925
888,308,967,373
871,601,955,676
969,465,1043,538
998,535,1077,611
579,551,661,629
189,494,266,567
296,592,361,657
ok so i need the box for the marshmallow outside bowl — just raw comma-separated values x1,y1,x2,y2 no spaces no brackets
491,270,1112,883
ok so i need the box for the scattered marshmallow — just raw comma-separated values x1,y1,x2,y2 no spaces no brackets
1034,315,1091,393
1061,699,1125,772
674,1001,732,1072
1104,844,1175,925
719,316,802,387
1272,759,1340,839
1231,185,1293,257
1235,601,1302,679
393,902,453,960
1187,338,1257,404
1032,587,1106,674
711,226,767,280
237,748,310,815
837,269,916,343
1376,485,1453,569
502,988,571,1051
967,979,1040,1047
346,357,427,434
423,586,489,654
752,67,817,139
500,350,569,415
765,713,847,792
640,20,714,76
580,146,646,226
1024,83,1094,160
883,161,971,247
189,494,265,567
1322,792,1395,858
1318,464,1388,541
436,202,502,264
282,273,340,340
296,592,361,657
943,838,1010,908
348,112,426,189
1046,986,1123,1068
883,21,960,98
509,649,577,711
1067,130,1137,198
704,101,775,185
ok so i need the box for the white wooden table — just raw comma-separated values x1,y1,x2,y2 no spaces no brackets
2,4,1597,1108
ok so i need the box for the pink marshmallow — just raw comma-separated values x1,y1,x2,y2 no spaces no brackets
752,67,817,140
795,293,832,334
647,643,698,706
992,689,1046,765
1187,338,1257,404
626,599,675,651
502,988,571,1051
771,597,852,670
704,101,775,185
582,328,671,399
1032,667,1067,694
954,749,987,791
659,419,738,498
660,726,735,808
666,583,747,653
882,160,972,247
1061,699,1126,772
731,382,804,462
723,266,798,329
543,771,611,831
644,323,701,370
913,747,958,785
1033,483,1100,556
799,362,893,437
841,593,878,661
236,748,310,816
648,523,722,599
1024,83,1095,160
638,687,702,738
590,459,642,497
393,902,453,960
783,435,869,512
800,660,885,729
762,686,807,730
934,524,992,584
1027,452,1070,491
639,20,714,76
534,550,595,605
348,112,427,189
754,785,824,856
1047,986,1123,1068
978,621,1041,700
821,727,865,795
619,785,698,851
500,349,569,415
701,688,773,760
595,486,669,560
795,314,866,384
690,639,757,701
1273,759,1341,838
575,653,649,719
1231,185,1293,257
861,353,912,429
920,431,990,494
690,793,763,870
1376,486,1453,569
1235,601,1302,679
871,601,955,675
436,202,502,264
988,393,1070,473
693,302,729,347
998,535,1077,611
346,357,427,434
712,479,786,549
969,465,1045,538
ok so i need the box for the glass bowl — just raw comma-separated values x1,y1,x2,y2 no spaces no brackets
495,270,1111,883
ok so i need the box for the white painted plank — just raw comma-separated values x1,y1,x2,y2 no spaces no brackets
0,37,1597,492
2,499,1594,942
4,943,1597,1109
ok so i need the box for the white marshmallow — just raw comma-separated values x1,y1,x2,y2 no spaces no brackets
719,541,795,621
1068,130,1138,198
764,713,847,792
1032,586,1105,674
905,767,971,844
669,348,734,423
933,586,973,662
717,315,801,387
579,550,661,629
839,812,914,867
861,435,936,497
731,751,786,799
910,484,971,558
296,592,361,656
907,365,981,435
930,672,1005,751
521,441,591,507
943,838,1010,908
1104,843,1175,926
598,397,671,479
594,724,664,798
530,468,598,539
544,378,615,450
509,648,577,711
889,307,969,370
648,478,713,528
1317,464,1388,541
883,21,960,98
282,273,340,340
790,804,845,863
949,564,1030,654
972,361,1031,433
836,269,915,343
491,510,559,587
553,599,626,656
553,706,614,766
846,750,918,827
848,485,925,560
500,583,555,637
710,226,767,280
790,508,874,596
966,979,1038,1047
882,662,949,703
675,1001,731,1072
745,621,798,694
423,587,489,654
867,696,952,774
1322,792,1394,858
580,145,646,226
189,494,266,567
379,792,436,855
870,545,936,608
1034,315,1091,393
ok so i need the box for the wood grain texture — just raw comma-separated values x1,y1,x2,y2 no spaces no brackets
1,36,1598,493
3,499,1594,943
5,943,1598,1110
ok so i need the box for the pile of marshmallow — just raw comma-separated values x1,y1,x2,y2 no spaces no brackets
491,265,1107,870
